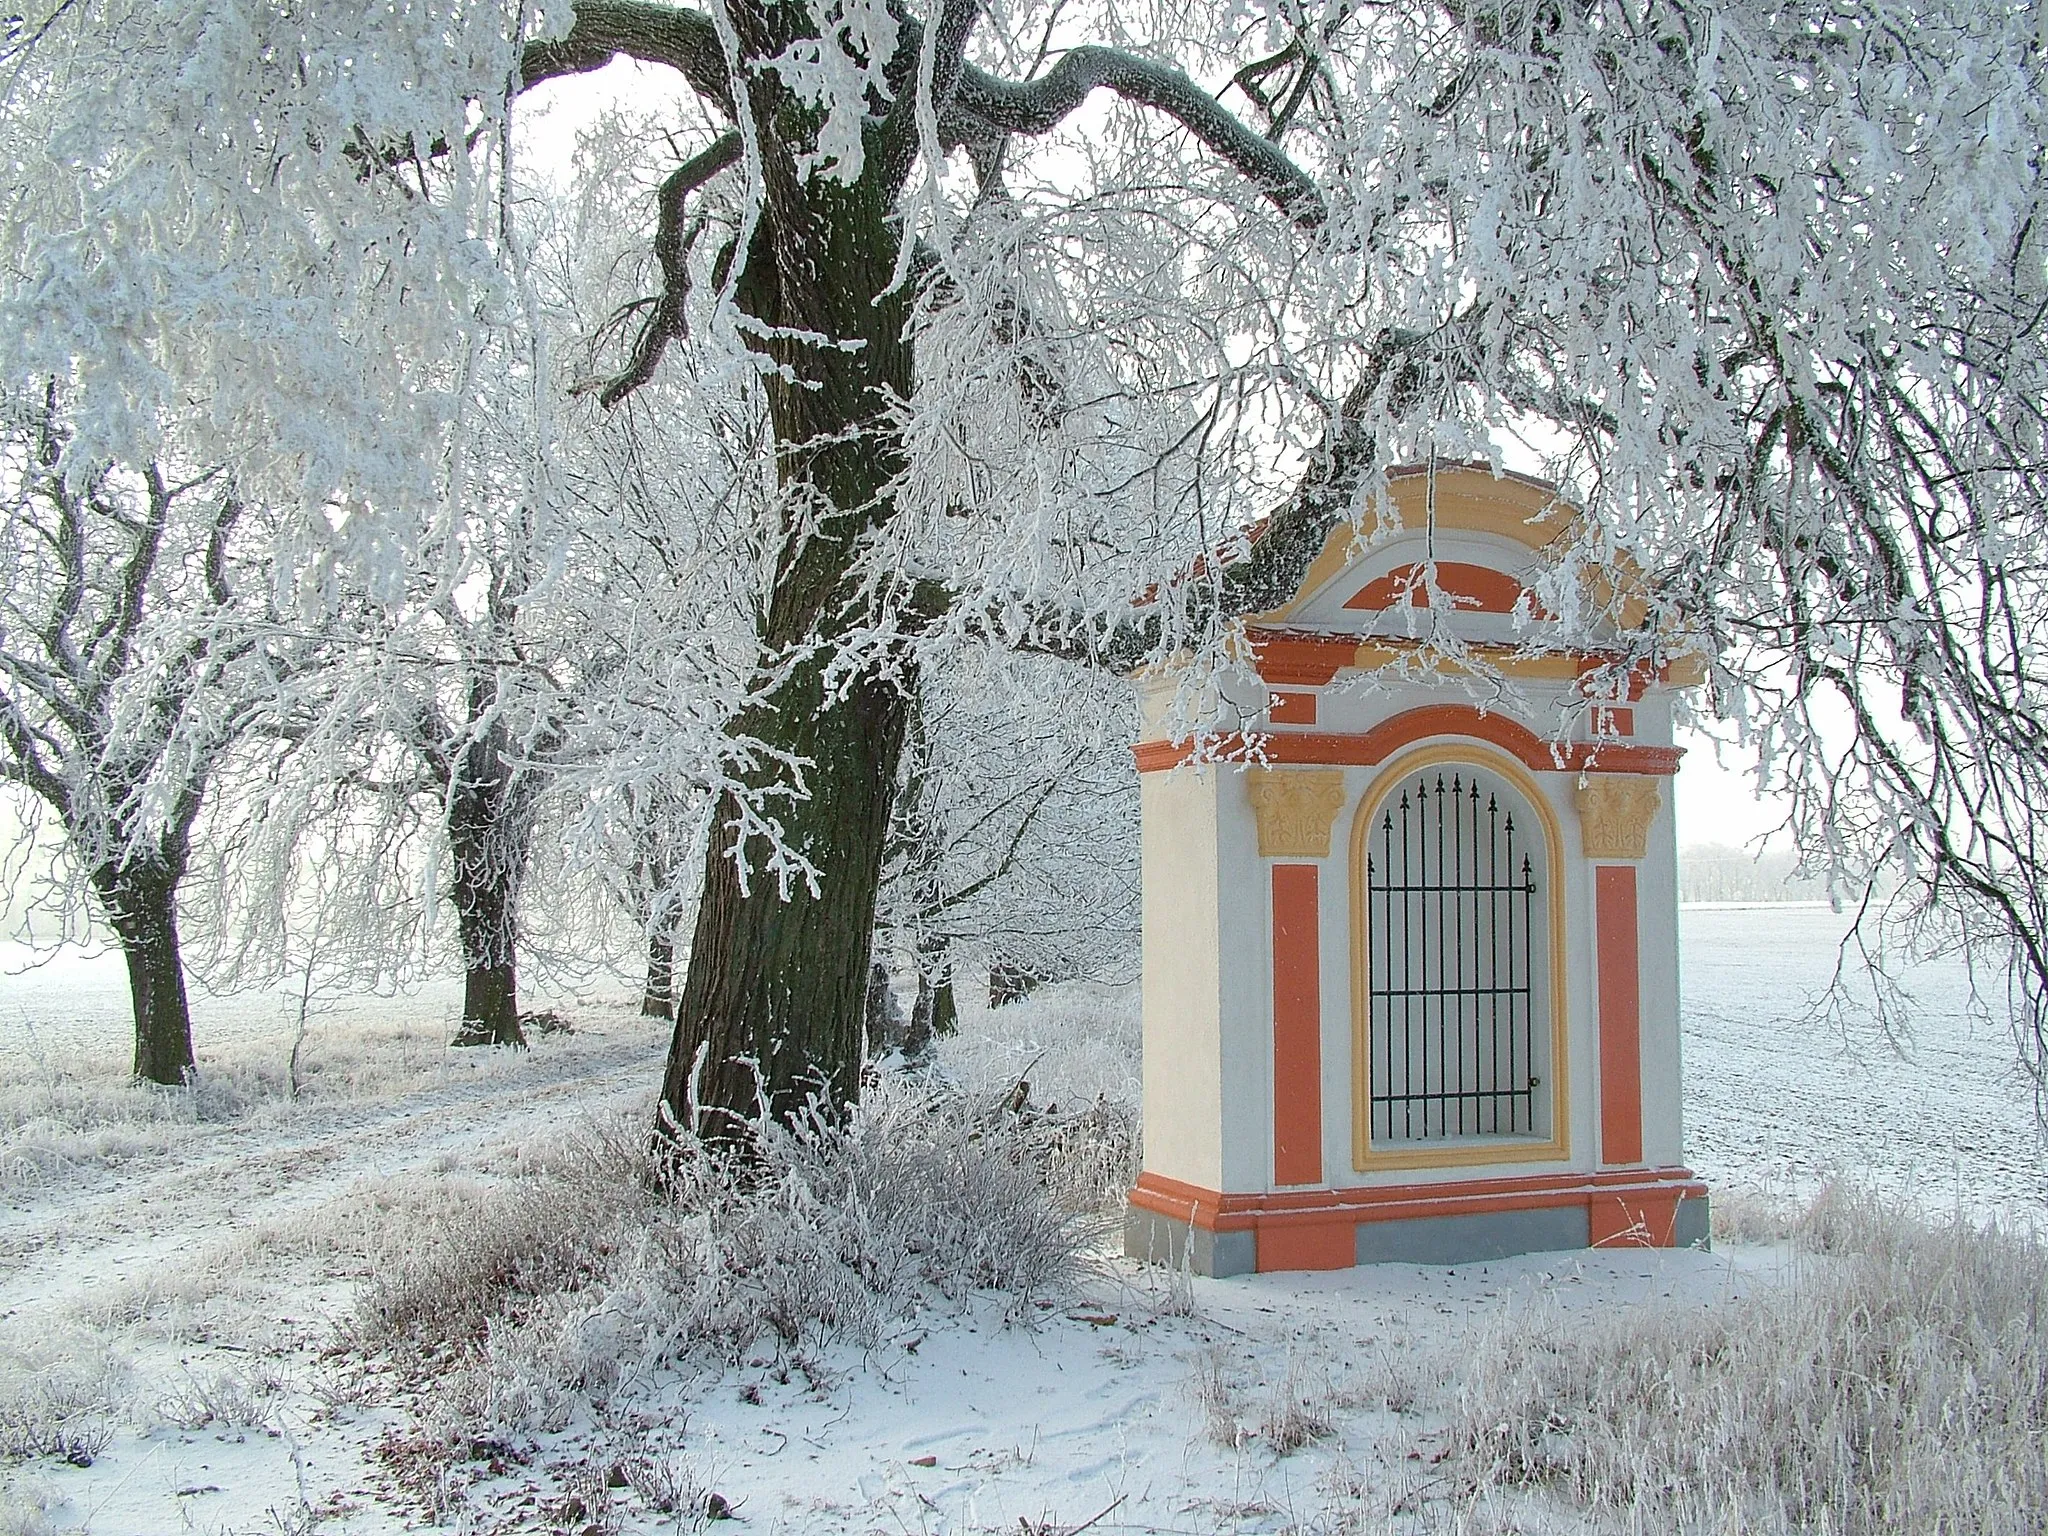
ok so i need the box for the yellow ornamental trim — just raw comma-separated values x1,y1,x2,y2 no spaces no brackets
1575,774,1662,860
1246,768,1348,859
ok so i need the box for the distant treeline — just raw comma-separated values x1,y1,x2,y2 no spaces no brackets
1678,844,1831,904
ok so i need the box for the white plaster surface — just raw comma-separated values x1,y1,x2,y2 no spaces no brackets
1138,767,1225,1189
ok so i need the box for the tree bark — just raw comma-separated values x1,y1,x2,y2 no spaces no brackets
865,958,903,1046
660,656,909,1135
641,926,676,1019
905,963,957,1059
656,165,916,1141
989,956,1044,1009
451,886,525,1047
95,865,196,1086
445,726,531,1049
455,942,521,1048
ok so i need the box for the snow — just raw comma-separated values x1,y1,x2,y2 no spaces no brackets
1680,905,2046,1228
0,909,2041,1533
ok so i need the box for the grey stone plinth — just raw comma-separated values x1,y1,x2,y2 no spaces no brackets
1124,1204,1257,1277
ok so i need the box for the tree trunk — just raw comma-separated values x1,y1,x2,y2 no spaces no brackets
455,943,522,1048
641,926,676,1020
660,657,910,1135
450,868,526,1048
866,958,903,1047
656,165,915,1142
96,866,196,1086
904,963,957,1060
989,957,1043,1009
445,726,530,1049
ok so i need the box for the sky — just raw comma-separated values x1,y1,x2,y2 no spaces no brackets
1672,728,1790,850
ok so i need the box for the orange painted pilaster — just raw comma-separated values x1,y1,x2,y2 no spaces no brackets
1595,865,1644,1166
1271,864,1323,1187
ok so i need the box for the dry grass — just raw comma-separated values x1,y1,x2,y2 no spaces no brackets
0,1475,59,1536
0,1064,276,1189
351,1127,650,1355
929,979,1143,1213
345,1073,1112,1445
0,1331,124,1469
1447,1185,2048,1533
0,987,625,1190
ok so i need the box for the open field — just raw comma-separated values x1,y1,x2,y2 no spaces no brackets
1680,904,2043,1225
0,907,2041,1533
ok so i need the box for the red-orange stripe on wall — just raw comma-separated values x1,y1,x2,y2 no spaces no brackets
1271,864,1323,1186
1268,690,1318,725
1343,560,1547,616
1595,865,1644,1166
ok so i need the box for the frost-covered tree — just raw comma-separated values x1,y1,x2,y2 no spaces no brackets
510,0,1338,1136
881,646,1139,1052
0,385,288,1082
7,0,2048,1127
537,368,770,1027
405,620,559,1049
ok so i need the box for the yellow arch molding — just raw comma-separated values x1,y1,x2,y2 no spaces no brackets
1265,464,1659,632
1349,739,1572,1173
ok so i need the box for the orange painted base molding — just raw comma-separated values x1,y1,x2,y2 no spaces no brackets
1129,1167,1709,1273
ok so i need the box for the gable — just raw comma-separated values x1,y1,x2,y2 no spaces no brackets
1257,465,1599,644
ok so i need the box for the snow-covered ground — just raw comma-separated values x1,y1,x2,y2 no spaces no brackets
0,908,2041,1534
1680,904,2046,1227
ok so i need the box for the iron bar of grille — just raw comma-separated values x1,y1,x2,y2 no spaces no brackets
1367,771,1539,1142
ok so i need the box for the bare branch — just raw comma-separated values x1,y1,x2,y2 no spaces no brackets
88,462,174,700
599,130,742,409
874,0,983,196
518,1,732,116
951,46,1325,226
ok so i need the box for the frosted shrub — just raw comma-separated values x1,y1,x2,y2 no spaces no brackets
930,978,1143,1214
1449,1188,2048,1533
356,1075,1100,1425
688,1075,1095,1332
531,1075,1101,1388
0,1476,58,1536
354,1134,653,1354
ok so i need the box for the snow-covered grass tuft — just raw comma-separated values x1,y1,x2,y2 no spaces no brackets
0,1331,125,1468
0,1475,58,1536
0,1063,274,1188
929,978,1142,1213
1706,1183,1801,1245
1449,1185,2048,1534
148,1363,288,1433
351,1073,1106,1439
352,1133,649,1355
0,994,620,1189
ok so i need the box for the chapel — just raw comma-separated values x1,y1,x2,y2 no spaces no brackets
1125,464,1708,1274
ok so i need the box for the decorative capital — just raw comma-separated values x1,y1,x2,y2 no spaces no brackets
1246,768,1348,859
1575,775,1662,860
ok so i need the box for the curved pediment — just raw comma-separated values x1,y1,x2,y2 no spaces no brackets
1259,465,1638,642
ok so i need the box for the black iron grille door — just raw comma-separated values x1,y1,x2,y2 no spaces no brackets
1366,770,1540,1142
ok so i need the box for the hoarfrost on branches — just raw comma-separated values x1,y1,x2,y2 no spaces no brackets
5,0,2048,1115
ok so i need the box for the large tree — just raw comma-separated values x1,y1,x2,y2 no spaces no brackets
6,0,2046,1123
516,0,1331,1135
